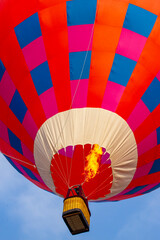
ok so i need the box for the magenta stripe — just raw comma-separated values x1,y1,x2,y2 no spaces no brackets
21,142,34,163
116,28,147,61
12,158,31,178
156,71,160,81
71,79,89,108
138,130,157,156
68,24,93,52
22,36,47,71
22,110,38,140
0,120,10,144
101,81,125,112
40,87,58,119
127,100,150,131
133,162,153,179
0,71,16,106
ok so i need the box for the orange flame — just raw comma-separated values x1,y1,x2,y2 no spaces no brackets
84,144,103,182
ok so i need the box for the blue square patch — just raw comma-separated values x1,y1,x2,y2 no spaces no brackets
9,90,27,123
109,54,136,87
123,4,157,37
14,13,42,48
8,129,23,155
141,77,160,112
31,61,53,96
149,159,160,174
67,0,97,26
69,51,91,80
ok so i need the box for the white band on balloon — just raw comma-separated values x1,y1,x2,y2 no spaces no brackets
34,108,138,200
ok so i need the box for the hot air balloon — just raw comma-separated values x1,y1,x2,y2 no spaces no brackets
0,0,160,235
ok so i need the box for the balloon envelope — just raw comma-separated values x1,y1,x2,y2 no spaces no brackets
0,0,160,201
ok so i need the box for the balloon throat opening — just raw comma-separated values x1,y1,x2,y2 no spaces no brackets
62,185,91,235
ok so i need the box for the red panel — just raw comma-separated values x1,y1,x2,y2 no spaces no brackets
39,3,71,112
87,0,129,107
50,144,113,200
0,30,46,129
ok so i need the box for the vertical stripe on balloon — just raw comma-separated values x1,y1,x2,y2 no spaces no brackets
38,3,71,112
116,6,158,120
67,0,97,108
15,12,58,120
87,0,129,107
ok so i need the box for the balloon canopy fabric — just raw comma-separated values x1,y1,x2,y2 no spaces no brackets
0,0,160,201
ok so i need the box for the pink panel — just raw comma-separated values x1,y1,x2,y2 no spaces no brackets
116,28,147,61
0,120,9,144
133,162,153,179
127,100,150,131
22,36,47,71
21,142,34,163
68,24,93,52
71,79,89,108
22,110,38,140
101,81,125,112
156,71,160,81
0,71,16,105
40,87,58,119
138,130,157,156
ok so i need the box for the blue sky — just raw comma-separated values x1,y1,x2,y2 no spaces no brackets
0,152,160,240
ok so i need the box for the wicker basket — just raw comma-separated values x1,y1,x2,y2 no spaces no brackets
62,196,90,235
